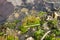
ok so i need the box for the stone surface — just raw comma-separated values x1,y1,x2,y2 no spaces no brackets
26,37,34,40
0,0,14,24
0,0,6,5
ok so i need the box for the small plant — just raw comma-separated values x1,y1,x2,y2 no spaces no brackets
4,20,20,29
53,29,60,36
38,11,47,27
38,11,47,17
14,20,20,24
18,15,40,33
22,15,40,26
47,19,58,29
34,29,44,40
5,22,16,29
18,26,28,34
45,34,60,40
7,35,18,40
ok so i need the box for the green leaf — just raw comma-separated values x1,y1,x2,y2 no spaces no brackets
34,29,44,36
52,19,58,25
14,20,20,24
39,11,47,17
53,30,60,36
18,26,28,34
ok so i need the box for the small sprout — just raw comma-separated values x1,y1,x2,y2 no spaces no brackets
52,19,58,25
39,11,47,17
14,20,20,24
22,15,40,26
7,35,18,40
47,19,58,29
18,26,28,34
34,29,44,40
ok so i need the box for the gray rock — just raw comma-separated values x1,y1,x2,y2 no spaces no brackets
7,0,23,6
0,0,14,24
26,0,35,4
26,37,34,40
0,0,6,5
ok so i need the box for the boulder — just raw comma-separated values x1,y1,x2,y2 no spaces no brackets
0,0,14,24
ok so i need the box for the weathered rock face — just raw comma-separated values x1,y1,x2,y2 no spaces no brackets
0,0,6,5
0,0,14,24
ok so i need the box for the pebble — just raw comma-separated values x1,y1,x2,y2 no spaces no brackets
26,37,34,40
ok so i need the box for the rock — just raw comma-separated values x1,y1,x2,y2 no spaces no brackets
21,8,29,13
43,22,49,30
0,16,6,24
17,31,21,35
18,34,26,40
0,0,14,23
26,0,35,4
0,0,6,5
7,14,15,21
46,15,53,20
14,13,20,18
7,0,23,6
26,37,34,40
0,2,14,18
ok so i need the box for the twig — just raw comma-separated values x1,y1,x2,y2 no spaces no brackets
24,24,40,27
41,30,51,40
